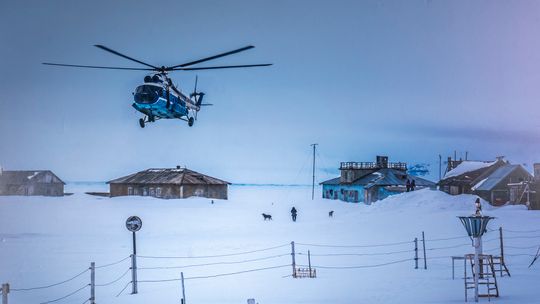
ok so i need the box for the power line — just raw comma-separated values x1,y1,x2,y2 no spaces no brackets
11,268,89,292
137,265,290,282
297,249,413,257
296,240,413,248
138,243,289,259
95,256,131,269
95,268,131,287
39,284,89,304
503,228,540,234
426,243,471,251
138,253,289,270
297,258,412,269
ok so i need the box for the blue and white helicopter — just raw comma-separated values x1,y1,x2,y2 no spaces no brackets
43,45,271,127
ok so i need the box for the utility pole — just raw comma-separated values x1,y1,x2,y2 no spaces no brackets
310,143,318,200
438,154,442,181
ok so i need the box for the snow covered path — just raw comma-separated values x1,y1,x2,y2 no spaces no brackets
1,185,539,303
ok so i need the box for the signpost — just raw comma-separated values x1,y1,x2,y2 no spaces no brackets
126,216,142,295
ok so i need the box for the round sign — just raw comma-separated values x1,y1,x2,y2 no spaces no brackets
126,216,142,232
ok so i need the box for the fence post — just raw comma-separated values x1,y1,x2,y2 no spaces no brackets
291,241,296,278
414,238,418,269
1,283,8,304
90,262,95,304
499,226,504,276
180,272,186,304
308,250,312,277
422,231,427,270
131,254,138,294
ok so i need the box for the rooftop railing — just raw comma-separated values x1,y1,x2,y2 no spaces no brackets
340,162,407,171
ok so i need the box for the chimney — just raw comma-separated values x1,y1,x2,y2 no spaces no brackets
534,163,540,181
376,156,388,168
176,165,181,169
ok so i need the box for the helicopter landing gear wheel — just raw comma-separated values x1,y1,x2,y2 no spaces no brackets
139,118,145,128
188,117,194,127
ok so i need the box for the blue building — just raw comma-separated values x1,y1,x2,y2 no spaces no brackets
320,156,436,204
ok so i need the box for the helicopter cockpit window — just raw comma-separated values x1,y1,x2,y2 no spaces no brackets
134,85,163,104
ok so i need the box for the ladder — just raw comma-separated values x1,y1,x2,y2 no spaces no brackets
464,254,499,301
491,256,510,277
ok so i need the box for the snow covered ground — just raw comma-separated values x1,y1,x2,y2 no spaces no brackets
1,184,539,304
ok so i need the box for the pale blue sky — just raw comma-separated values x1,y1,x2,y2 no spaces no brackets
1,0,539,183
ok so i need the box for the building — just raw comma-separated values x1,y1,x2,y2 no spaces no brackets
507,163,540,210
439,157,507,195
472,164,533,206
0,169,65,196
108,167,230,199
320,156,436,204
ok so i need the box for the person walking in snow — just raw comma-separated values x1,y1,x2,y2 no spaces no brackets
411,179,416,191
291,207,298,222
406,179,411,192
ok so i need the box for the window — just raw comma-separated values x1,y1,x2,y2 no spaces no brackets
128,187,133,195
149,188,155,196
156,187,162,197
134,85,163,104
143,188,148,196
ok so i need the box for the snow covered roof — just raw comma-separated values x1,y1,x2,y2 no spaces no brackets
108,168,230,185
473,165,531,191
443,161,497,179
320,168,436,188
0,170,65,185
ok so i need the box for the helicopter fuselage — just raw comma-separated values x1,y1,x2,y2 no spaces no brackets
132,74,200,127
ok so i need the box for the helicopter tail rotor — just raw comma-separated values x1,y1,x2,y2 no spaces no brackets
189,75,206,108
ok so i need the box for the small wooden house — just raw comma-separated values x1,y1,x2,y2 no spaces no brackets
439,158,507,195
0,169,65,196
108,167,230,199
320,156,436,204
472,164,533,206
508,163,540,210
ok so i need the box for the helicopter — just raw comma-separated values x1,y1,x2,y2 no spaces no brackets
43,45,271,128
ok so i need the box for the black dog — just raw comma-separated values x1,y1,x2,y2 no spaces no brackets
328,210,334,218
262,213,273,220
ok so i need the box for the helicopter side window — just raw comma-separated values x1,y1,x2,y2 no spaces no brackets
134,85,163,104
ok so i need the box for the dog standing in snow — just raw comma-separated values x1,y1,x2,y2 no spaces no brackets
262,213,272,220
329,210,334,218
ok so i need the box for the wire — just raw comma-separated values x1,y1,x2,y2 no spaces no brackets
297,258,412,269
138,265,290,282
503,235,540,240
297,249,413,257
95,268,131,287
185,264,290,280
115,281,132,297
138,253,289,270
11,268,89,291
426,243,471,251
503,228,540,234
39,284,89,304
95,256,131,269
138,243,289,259
296,240,413,248
505,245,540,250
81,299,90,304
425,235,469,242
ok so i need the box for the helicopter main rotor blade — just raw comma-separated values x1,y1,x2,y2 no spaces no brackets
172,64,272,71
42,62,155,71
94,44,159,70
169,45,255,69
